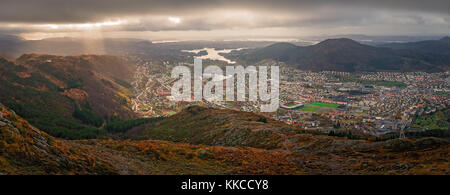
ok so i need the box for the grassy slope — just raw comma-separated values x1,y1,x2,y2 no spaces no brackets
1,103,449,175
129,106,300,149
0,103,303,175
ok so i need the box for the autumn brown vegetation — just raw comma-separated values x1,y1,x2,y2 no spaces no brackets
1,103,448,175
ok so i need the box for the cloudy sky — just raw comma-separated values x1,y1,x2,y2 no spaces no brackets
0,0,449,40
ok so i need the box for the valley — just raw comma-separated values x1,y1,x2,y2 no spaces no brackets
0,36,448,175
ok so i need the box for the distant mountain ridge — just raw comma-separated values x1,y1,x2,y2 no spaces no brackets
440,36,450,42
234,37,450,72
0,35,274,58
380,36,450,55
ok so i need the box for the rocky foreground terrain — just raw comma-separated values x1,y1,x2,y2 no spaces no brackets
1,103,449,175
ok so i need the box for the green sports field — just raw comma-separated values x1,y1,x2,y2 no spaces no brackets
299,105,319,112
298,102,340,112
310,102,340,108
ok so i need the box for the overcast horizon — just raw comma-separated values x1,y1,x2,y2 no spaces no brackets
1,0,449,40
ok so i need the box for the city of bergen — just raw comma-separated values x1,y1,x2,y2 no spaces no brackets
0,1,448,190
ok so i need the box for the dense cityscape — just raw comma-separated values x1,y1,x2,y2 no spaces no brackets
128,53,449,138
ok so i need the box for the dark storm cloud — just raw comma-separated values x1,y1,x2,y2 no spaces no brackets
0,0,449,23
0,0,449,38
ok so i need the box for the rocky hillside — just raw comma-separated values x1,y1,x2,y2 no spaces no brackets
0,54,136,139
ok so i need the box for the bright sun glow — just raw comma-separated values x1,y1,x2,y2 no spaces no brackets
168,17,181,24
38,20,125,30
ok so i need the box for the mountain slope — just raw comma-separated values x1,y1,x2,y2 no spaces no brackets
126,105,450,174
0,54,14,61
441,36,450,42
238,42,300,62
0,54,137,139
237,38,450,72
0,103,304,175
0,102,118,174
126,106,302,149
0,37,155,57
293,38,405,72
381,36,450,55
1,103,449,175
